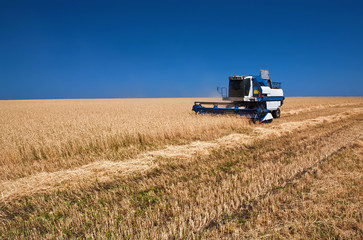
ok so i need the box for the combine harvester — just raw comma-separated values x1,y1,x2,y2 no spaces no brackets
192,70,284,123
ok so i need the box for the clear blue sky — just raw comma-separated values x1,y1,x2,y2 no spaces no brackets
1,0,362,99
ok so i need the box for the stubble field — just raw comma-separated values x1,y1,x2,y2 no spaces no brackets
0,97,362,239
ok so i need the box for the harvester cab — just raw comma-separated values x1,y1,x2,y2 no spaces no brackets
192,69,285,123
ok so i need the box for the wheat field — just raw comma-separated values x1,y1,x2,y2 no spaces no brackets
0,97,362,239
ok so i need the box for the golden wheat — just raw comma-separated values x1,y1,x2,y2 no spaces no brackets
2,105,361,202
0,97,362,239
1,97,362,181
1,98,247,180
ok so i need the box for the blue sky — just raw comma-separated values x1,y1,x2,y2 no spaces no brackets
0,0,362,99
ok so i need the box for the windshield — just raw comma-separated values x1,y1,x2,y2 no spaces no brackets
228,79,251,97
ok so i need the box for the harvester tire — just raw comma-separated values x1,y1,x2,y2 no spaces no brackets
272,108,281,118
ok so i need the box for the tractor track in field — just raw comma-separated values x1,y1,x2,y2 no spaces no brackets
0,107,362,202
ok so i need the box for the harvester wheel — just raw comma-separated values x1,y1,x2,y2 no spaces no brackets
272,108,281,118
